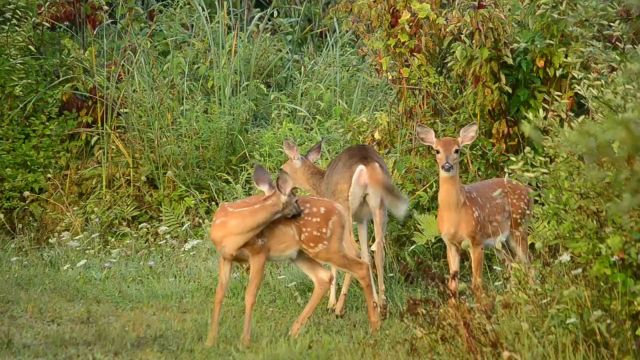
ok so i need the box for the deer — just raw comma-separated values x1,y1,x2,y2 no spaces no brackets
209,164,301,262
282,140,408,316
416,123,533,298
206,166,380,347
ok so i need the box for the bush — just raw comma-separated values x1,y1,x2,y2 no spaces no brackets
0,1,82,218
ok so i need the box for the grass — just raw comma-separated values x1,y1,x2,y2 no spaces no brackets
1,1,638,358
0,241,423,359
2,237,633,359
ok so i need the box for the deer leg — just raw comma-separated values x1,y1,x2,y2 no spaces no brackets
334,228,358,316
509,230,535,285
348,178,378,305
445,241,461,298
290,255,333,337
509,230,529,264
240,253,267,346
357,221,378,304
334,274,352,316
216,234,253,261
318,251,380,332
206,257,233,347
328,266,338,310
371,205,387,314
470,244,485,298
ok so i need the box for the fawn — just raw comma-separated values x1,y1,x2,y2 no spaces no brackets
281,140,407,315
207,166,379,347
416,123,533,297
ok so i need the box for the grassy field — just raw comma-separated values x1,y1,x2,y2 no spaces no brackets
1,241,425,359
2,238,631,359
1,1,638,358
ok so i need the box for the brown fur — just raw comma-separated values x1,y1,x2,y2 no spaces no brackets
206,197,379,347
281,141,407,314
417,124,533,297
209,166,300,261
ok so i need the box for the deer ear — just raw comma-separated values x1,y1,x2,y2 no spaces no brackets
416,125,437,148
305,140,322,163
253,164,275,195
275,170,294,196
283,140,300,160
458,123,478,146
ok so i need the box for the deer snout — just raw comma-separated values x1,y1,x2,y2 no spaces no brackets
289,201,303,218
441,162,454,173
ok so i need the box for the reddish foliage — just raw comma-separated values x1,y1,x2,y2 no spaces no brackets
59,85,121,127
37,0,106,32
389,6,400,29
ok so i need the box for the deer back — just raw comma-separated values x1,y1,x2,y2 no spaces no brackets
251,197,346,260
322,145,391,202
459,179,532,246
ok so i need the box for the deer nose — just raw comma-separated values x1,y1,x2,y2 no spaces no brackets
292,202,303,218
441,162,454,172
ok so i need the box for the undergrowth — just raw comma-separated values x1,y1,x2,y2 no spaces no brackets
1,0,639,357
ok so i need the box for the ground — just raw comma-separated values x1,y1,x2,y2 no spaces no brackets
1,241,425,359
1,240,624,359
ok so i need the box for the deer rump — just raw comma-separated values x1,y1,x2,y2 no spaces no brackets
323,145,408,221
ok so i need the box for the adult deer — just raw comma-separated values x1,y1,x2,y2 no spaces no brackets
282,140,408,314
416,123,532,298
206,167,380,347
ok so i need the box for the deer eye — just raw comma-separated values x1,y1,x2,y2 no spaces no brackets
454,148,460,154
435,149,441,155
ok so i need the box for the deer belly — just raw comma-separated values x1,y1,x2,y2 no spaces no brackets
267,236,301,261
482,230,510,248
268,248,299,261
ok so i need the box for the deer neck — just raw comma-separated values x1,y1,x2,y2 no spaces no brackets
256,196,286,224
438,174,465,212
301,165,326,196
233,195,284,234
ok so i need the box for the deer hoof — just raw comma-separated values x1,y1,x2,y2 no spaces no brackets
204,336,217,348
240,336,251,347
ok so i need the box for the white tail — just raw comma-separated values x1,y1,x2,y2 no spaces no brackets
281,140,407,315
206,171,379,347
417,123,532,297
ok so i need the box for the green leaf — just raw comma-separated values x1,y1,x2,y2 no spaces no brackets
381,56,390,71
480,47,490,61
413,213,439,245
399,9,411,25
606,235,624,252
455,46,464,62
411,2,432,19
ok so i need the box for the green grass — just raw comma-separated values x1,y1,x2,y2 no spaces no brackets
2,239,633,359
0,242,424,359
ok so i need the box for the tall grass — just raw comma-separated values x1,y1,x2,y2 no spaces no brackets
82,0,392,216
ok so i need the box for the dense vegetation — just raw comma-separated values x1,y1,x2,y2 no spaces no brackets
1,0,639,358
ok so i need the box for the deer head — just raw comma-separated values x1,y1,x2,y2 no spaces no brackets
253,164,302,218
281,139,324,193
416,123,478,177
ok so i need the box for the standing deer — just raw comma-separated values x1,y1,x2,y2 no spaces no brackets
282,141,408,315
209,165,301,262
207,167,379,347
416,123,532,298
